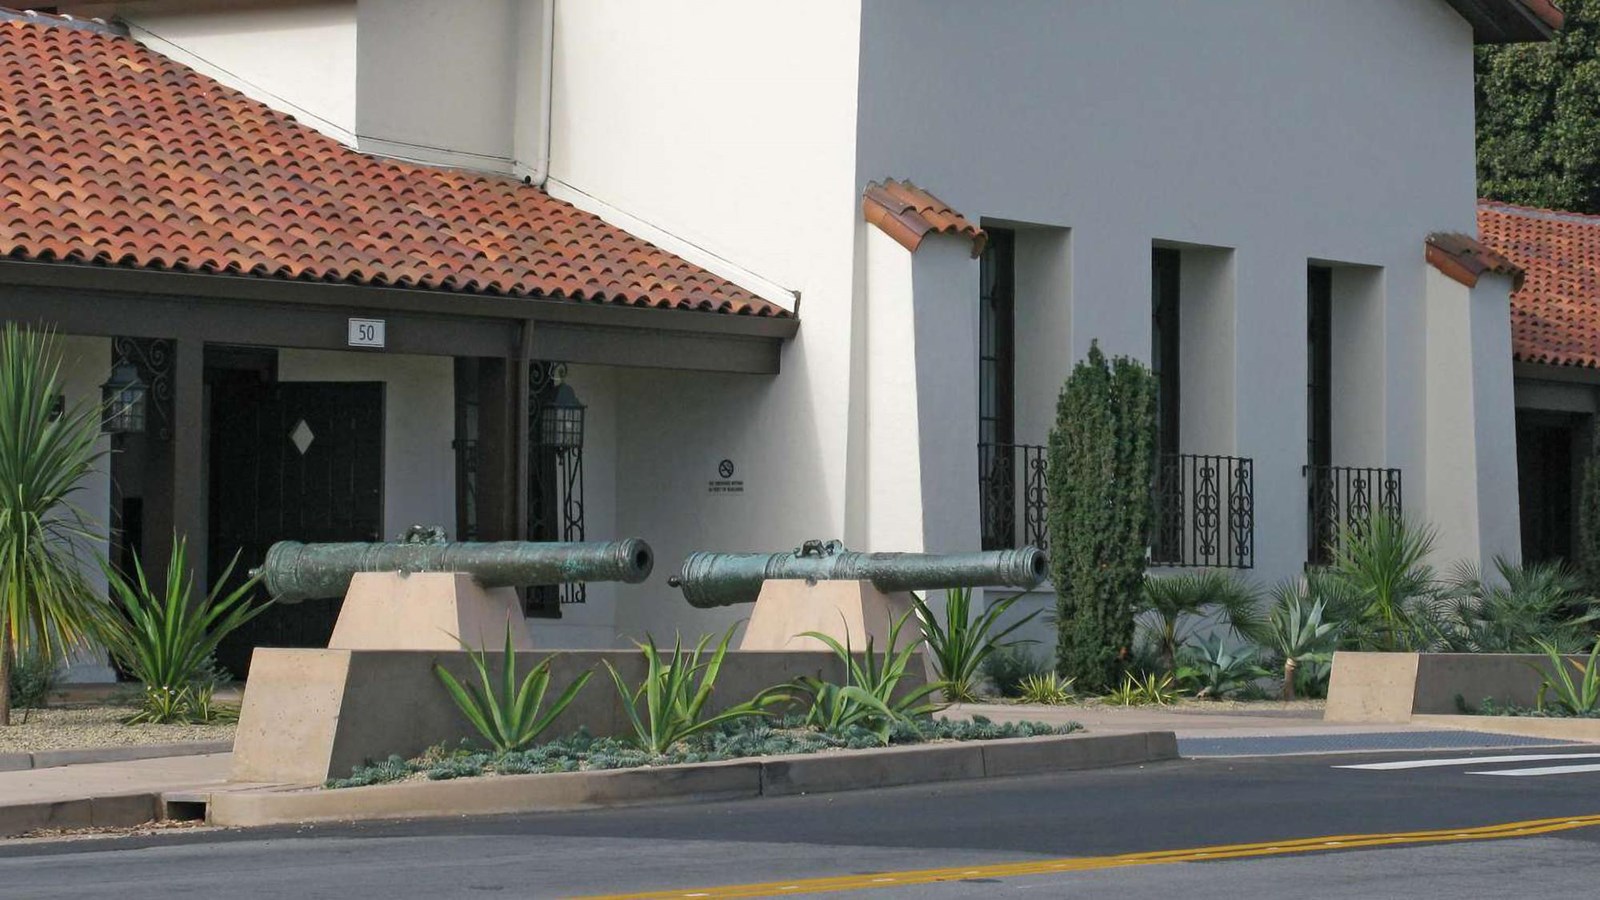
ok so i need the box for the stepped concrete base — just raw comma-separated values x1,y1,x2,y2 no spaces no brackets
740,580,916,651
328,572,532,651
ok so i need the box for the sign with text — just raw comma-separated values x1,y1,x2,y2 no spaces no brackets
347,318,386,349
709,458,744,495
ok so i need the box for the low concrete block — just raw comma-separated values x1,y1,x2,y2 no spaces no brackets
0,754,32,773
1144,731,1180,761
760,743,985,797
1325,652,1421,723
1325,652,1591,723
210,760,763,828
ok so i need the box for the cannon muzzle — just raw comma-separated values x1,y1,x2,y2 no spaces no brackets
670,539,1047,609
253,529,654,603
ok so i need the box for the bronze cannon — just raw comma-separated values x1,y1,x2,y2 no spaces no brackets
668,538,1047,609
252,526,654,603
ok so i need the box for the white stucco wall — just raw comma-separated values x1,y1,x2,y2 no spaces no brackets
855,0,1478,585
96,0,360,143
550,1,865,641
276,350,454,541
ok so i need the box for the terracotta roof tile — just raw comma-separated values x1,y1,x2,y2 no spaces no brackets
862,180,986,258
1425,231,1524,291
1478,199,1600,369
0,12,787,317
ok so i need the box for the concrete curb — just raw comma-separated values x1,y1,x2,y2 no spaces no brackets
0,793,158,837
209,731,1177,829
0,741,232,773
1413,714,1600,743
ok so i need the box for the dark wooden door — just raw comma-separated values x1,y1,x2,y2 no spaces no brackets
209,381,384,678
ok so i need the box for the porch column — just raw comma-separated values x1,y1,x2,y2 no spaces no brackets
173,337,208,593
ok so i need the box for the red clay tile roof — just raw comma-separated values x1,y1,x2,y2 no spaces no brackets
0,12,787,317
1447,0,1564,42
1425,232,1524,291
862,180,986,258
1478,199,1600,369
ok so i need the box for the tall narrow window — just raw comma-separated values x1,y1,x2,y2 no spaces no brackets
1152,248,1181,457
978,228,1016,550
1307,266,1333,470
979,228,1016,450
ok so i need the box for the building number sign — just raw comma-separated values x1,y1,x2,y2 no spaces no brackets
347,318,386,349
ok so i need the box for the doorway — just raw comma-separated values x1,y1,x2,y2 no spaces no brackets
1516,409,1588,565
208,369,384,678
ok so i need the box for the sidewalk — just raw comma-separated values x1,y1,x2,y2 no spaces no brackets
0,752,272,836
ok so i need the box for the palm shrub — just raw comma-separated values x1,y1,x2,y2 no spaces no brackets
1047,341,1157,692
913,587,1038,702
0,324,113,726
1139,570,1264,674
1261,580,1342,700
1439,558,1599,654
434,621,592,752
101,537,269,724
604,625,787,755
1175,636,1269,700
793,611,943,744
1324,515,1442,652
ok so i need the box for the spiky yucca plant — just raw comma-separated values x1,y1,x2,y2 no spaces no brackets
434,621,592,752
102,538,268,724
0,325,110,726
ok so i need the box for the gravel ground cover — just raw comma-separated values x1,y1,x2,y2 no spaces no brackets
0,705,235,754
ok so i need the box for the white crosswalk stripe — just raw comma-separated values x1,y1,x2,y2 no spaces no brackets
1335,753,1600,772
1468,762,1600,777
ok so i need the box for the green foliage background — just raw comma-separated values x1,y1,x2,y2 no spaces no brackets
1477,0,1600,212
1046,342,1156,693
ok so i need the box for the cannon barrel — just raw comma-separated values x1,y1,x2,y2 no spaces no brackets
254,537,654,603
670,540,1047,609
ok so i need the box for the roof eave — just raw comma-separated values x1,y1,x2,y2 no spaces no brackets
1447,0,1561,45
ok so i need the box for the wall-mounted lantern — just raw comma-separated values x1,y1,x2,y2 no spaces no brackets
539,379,585,452
99,363,148,434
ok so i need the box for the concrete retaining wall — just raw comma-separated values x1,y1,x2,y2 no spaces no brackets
232,648,923,785
1326,652,1584,723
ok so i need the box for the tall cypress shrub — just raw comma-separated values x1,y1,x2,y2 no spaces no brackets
1046,342,1156,692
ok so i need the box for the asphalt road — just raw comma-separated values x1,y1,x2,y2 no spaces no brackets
2,747,1598,899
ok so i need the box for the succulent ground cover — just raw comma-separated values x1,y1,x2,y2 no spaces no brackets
327,716,1081,789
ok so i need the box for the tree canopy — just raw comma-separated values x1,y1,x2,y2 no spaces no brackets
1477,0,1600,213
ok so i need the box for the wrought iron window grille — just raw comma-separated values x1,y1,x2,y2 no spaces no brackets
1304,465,1402,567
978,444,1254,569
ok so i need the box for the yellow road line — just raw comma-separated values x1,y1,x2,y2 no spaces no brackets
576,813,1600,899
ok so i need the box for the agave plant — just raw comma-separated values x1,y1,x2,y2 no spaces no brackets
1017,672,1075,705
0,325,110,726
101,537,268,724
913,587,1038,702
1533,639,1600,716
1261,580,1343,700
605,625,788,755
434,620,593,753
1104,671,1181,707
1175,636,1270,700
1439,558,1598,654
793,611,943,744
1139,570,1264,674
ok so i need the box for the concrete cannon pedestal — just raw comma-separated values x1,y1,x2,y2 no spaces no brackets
739,579,918,652
327,571,533,651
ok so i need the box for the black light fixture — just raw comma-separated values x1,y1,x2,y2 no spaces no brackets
99,363,148,434
539,377,585,452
